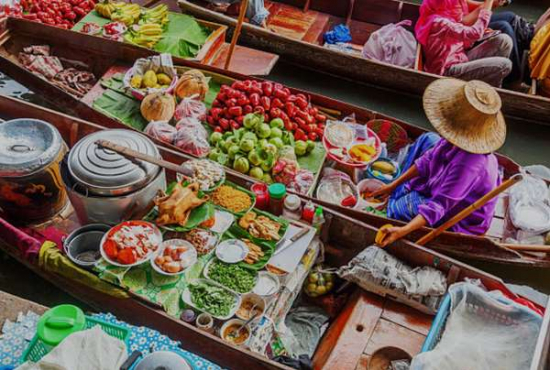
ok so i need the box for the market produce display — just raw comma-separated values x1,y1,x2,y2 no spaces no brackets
101,221,161,266
323,120,381,167
206,80,327,142
183,228,217,255
179,159,225,192
13,0,95,29
188,282,237,317
304,266,335,298
206,259,257,293
239,211,282,241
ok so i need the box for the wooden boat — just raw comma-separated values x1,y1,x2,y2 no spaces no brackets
0,17,547,269
175,0,550,125
0,94,548,370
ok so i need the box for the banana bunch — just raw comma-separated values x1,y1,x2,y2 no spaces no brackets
111,3,141,26
130,23,163,49
95,1,117,19
140,4,169,27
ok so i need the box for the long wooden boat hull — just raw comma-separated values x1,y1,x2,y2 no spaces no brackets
0,17,548,268
0,94,548,370
177,0,550,125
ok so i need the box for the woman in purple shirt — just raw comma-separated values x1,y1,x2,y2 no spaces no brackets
370,78,506,247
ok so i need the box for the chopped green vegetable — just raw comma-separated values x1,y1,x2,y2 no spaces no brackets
189,282,235,317
208,260,256,293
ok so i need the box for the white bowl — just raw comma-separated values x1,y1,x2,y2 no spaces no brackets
220,318,252,347
236,293,265,321
100,221,162,268
216,239,248,263
151,239,198,276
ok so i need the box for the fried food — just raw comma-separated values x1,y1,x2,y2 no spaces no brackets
211,185,252,213
243,239,264,265
239,212,281,241
155,182,208,227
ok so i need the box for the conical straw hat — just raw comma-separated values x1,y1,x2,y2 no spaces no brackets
423,78,506,154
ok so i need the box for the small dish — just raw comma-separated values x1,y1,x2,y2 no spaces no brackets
236,293,265,321
209,209,235,234
220,319,251,347
203,258,258,294
151,239,198,276
253,272,281,297
216,239,248,263
182,279,240,320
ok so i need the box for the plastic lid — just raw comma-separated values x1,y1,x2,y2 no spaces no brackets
37,305,86,346
268,183,287,199
284,194,301,211
0,119,64,177
315,207,324,216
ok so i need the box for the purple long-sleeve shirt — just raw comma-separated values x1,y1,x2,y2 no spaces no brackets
406,139,501,235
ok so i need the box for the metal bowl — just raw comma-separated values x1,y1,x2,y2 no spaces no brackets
63,224,110,269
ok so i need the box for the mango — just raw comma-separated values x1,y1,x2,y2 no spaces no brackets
156,72,172,85
372,160,395,175
142,70,158,88
130,74,143,89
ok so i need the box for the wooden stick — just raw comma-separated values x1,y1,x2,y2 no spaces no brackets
95,140,194,177
345,0,356,26
499,243,550,253
303,0,311,12
416,176,523,246
224,0,249,70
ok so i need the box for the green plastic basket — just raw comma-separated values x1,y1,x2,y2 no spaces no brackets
21,316,130,364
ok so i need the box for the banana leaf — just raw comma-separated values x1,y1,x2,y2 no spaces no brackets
92,89,147,130
234,208,289,242
298,142,326,175
211,182,256,216
221,224,274,271
153,13,211,58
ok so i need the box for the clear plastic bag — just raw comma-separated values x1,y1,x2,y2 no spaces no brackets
143,120,177,145
288,169,315,195
508,174,550,233
410,282,542,370
316,169,358,207
174,95,207,122
174,119,210,158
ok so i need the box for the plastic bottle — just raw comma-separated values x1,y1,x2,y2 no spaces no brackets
312,207,325,233
282,194,302,221
268,183,287,216
302,201,316,223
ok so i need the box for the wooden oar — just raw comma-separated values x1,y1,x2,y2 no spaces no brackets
415,175,523,246
95,140,194,177
224,0,249,70
499,243,550,253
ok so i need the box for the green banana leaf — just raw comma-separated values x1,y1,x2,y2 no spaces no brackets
298,142,326,175
153,13,211,58
221,224,274,271
234,208,289,242
92,89,148,130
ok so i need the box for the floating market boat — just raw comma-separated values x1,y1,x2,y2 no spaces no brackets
0,17,547,269
0,95,548,370
176,0,550,125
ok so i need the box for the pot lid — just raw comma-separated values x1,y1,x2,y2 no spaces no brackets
0,119,64,177
68,129,160,196
135,351,192,370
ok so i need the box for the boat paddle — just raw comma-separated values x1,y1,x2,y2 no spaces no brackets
224,0,249,70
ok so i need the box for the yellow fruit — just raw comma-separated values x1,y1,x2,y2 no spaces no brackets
142,70,158,88
375,224,394,246
308,273,319,283
372,160,395,175
154,84,161,89
130,75,143,89
315,285,327,295
306,283,317,293
156,73,171,85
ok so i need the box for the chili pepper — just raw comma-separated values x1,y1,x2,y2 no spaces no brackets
250,86,262,95
262,81,273,96
225,98,237,108
73,6,86,17
214,126,223,133
274,83,283,91
22,13,38,20
236,115,244,124
254,106,265,115
284,121,293,131
243,105,253,114
306,124,317,133
227,89,241,99
231,80,244,91
294,128,307,141
230,120,240,129
261,96,271,110
315,127,324,137
237,97,249,106
315,114,327,123
228,106,243,117
285,102,296,118
295,117,306,129
309,107,319,116
242,80,252,92
212,99,221,107
64,11,76,20
287,94,297,103
264,113,270,122
283,88,291,96
341,195,357,207
210,107,223,119
206,116,214,125
249,93,260,107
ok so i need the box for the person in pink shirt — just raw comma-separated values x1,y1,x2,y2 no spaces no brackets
415,0,513,87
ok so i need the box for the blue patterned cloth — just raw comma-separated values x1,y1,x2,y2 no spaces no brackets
92,313,223,370
0,312,40,367
324,24,352,44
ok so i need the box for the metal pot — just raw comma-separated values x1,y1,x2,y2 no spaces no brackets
0,119,68,223
62,129,165,225
63,224,110,269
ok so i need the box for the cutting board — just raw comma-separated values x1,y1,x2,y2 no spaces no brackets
267,222,316,273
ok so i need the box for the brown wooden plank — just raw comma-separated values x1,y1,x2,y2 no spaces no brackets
363,318,425,358
381,300,432,336
302,10,330,44
312,290,384,370
211,43,279,75
0,291,48,325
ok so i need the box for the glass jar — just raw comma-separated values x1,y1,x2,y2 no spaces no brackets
251,183,269,210
268,183,287,216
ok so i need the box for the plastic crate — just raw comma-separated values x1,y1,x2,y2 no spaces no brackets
21,316,130,363
421,293,451,352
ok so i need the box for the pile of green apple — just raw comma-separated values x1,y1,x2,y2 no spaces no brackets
208,113,316,182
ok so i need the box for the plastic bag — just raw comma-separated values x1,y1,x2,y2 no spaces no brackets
123,53,178,100
410,282,542,370
288,170,315,195
338,246,447,297
144,120,177,144
174,120,210,158
362,20,417,68
174,95,207,122
316,169,358,207
272,158,299,186
508,174,550,233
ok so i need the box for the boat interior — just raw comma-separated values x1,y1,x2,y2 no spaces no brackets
0,93,530,370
